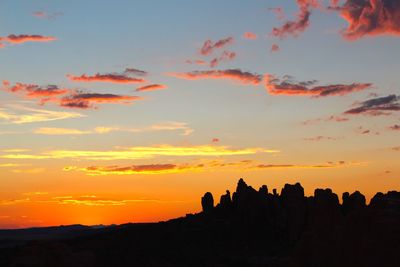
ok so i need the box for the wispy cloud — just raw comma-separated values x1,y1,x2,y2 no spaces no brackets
0,105,84,124
199,37,234,56
1,145,279,161
60,92,142,109
136,84,167,92
33,121,194,136
33,11,63,20
67,68,147,84
344,95,400,116
2,80,69,104
264,74,372,97
0,34,56,44
168,69,262,85
64,164,204,176
270,44,280,53
210,51,236,68
271,0,319,38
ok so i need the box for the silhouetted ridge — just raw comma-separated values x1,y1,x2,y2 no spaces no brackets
1,178,399,267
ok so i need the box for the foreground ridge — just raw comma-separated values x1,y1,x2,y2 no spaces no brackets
1,179,399,267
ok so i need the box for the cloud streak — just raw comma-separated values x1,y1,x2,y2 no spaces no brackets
1,145,279,161
60,92,142,109
344,95,400,116
136,84,167,92
67,68,147,84
0,105,84,124
264,74,372,97
0,34,56,44
168,69,262,85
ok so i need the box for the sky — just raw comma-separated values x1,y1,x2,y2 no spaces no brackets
0,0,399,228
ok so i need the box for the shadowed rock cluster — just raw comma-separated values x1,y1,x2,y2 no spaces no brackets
0,178,399,267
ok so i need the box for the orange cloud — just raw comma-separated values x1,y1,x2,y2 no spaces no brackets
185,59,207,65
243,32,257,40
210,51,236,68
65,164,204,176
2,80,69,104
264,74,372,97
0,34,56,44
253,161,362,170
67,68,147,84
339,0,400,40
168,69,262,85
60,92,142,109
199,37,234,56
136,84,167,92
271,0,319,38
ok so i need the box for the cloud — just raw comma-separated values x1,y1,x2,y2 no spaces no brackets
243,32,258,40
136,84,167,92
33,11,63,20
33,121,193,136
199,37,234,56
302,115,350,125
270,43,280,52
268,7,285,20
185,59,207,65
0,34,56,44
303,136,340,141
392,146,400,151
60,92,142,109
33,127,92,135
271,0,319,38
344,94,400,115
64,164,204,176
339,0,400,40
264,74,372,97
253,161,360,170
167,69,262,85
210,51,236,68
0,105,84,124
67,68,147,84
2,81,69,104
1,145,279,161
388,124,400,131
212,138,220,143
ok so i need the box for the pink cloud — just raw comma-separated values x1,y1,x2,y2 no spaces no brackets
199,37,234,56
67,68,147,84
167,69,262,85
136,84,167,92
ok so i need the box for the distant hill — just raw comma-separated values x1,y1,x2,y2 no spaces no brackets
1,178,399,267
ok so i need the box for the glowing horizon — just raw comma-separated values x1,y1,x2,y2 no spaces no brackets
0,0,399,229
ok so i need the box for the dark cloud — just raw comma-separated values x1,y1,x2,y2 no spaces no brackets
344,95,400,115
136,84,167,92
67,68,147,84
339,0,400,40
264,74,372,97
60,92,142,109
210,51,236,68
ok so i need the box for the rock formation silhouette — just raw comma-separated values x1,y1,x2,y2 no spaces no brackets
1,178,399,267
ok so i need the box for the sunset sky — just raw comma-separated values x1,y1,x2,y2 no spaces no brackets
1,0,399,228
